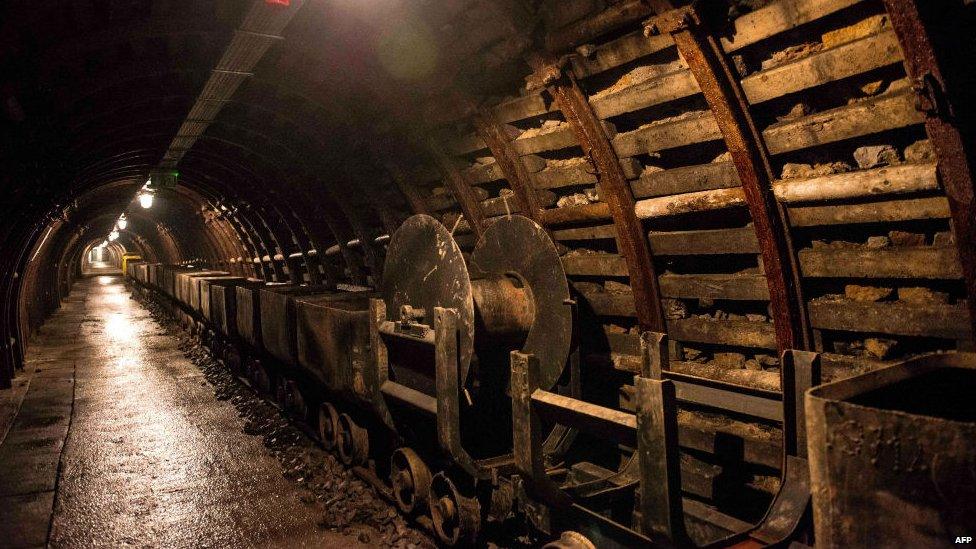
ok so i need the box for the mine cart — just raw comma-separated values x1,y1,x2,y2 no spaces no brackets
807,352,976,548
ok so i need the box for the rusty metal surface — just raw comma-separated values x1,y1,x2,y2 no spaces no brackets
882,0,976,340
643,2,809,352
470,215,572,390
236,283,273,350
530,58,665,333
382,214,476,380
294,292,374,392
807,353,976,547
426,140,486,238
258,284,334,364
471,108,545,222
198,276,243,320
211,278,264,338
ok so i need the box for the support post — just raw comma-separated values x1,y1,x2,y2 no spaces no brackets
433,307,480,477
635,331,683,541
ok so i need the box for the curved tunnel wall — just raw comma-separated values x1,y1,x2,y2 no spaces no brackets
1,0,975,388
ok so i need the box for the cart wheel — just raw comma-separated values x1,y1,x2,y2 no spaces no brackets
318,403,341,450
337,412,368,466
390,447,432,515
430,472,480,546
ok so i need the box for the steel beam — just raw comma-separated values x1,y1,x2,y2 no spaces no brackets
643,2,810,352
528,55,665,332
883,0,976,340
471,108,545,222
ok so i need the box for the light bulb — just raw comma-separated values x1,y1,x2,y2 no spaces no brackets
117,217,128,230
139,193,154,209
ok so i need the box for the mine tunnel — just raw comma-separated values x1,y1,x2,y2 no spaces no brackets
1,0,975,547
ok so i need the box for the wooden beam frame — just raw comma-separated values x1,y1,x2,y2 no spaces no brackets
528,54,665,333
882,0,976,340
471,108,546,223
643,2,810,352
426,138,487,239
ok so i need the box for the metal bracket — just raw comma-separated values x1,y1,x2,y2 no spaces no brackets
525,54,573,90
643,4,699,36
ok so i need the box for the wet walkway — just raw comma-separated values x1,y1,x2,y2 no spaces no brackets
0,276,360,548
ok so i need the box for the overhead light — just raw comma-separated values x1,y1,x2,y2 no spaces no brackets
117,215,128,230
139,192,154,209
109,231,119,241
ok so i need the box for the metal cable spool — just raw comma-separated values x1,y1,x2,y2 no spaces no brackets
381,214,572,391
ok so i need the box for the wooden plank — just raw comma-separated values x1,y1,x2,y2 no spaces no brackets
562,253,628,276
635,187,746,219
534,158,639,190
591,69,699,120
742,30,902,104
474,109,547,222
632,161,740,199
883,0,976,345
514,126,579,155
545,0,653,53
721,0,864,52
427,139,486,237
539,202,611,225
613,111,722,158
764,89,924,155
571,31,674,78
552,224,617,241
650,2,811,354
667,317,778,349
787,196,951,226
808,299,972,340
649,227,759,255
452,132,487,156
533,160,598,189
581,291,637,317
773,162,939,203
481,194,524,217
492,92,556,124
798,246,962,279
465,160,507,185
659,273,771,301
539,67,665,332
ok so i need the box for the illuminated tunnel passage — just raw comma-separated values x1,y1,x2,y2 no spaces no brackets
0,276,372,547
2,0,976,547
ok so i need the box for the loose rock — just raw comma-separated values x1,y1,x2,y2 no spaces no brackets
888,230,925,247
853,145,900,169
864,337,898,360
898,286,950,304
904,139,935,163
845,284,893,302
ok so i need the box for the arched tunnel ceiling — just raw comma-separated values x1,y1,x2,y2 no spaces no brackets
2,0,976,392
0,0,518,277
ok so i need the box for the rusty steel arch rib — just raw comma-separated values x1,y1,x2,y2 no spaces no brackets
882,0,976,340
471,107,546,223
527,55,665,333
426,138,487,239
642,2,810,352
